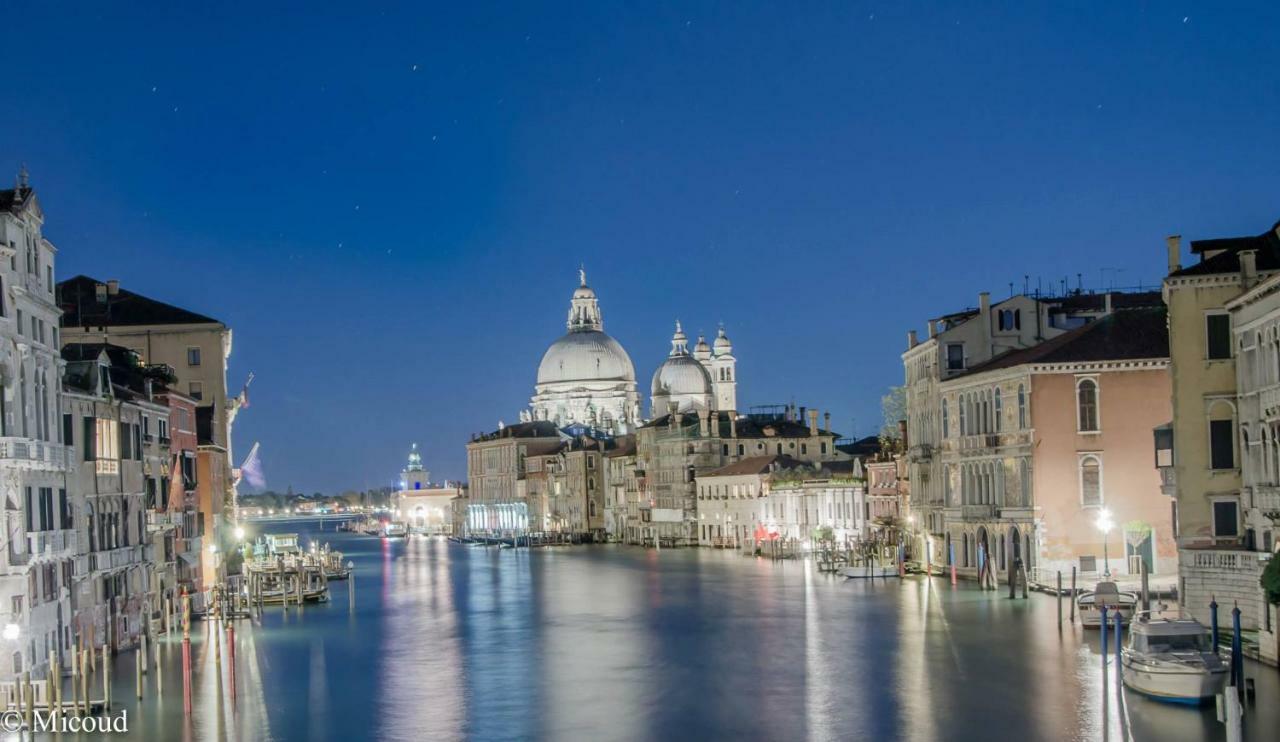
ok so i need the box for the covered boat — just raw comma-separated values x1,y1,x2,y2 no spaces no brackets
1121,617,1228,703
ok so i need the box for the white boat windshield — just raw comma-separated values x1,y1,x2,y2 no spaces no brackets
1140,632,1213,653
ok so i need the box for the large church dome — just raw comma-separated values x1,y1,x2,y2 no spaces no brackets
538,330,636,384
528,271,641,432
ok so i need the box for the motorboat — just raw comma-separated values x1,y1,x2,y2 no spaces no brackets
383,522,407,538
1076,581,1137,627
1121,617,1228,703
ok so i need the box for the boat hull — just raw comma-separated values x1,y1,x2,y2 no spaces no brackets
1122,657,1228,702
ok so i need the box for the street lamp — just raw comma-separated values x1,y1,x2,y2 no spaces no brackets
234,526,246,541
1095,507,1114,578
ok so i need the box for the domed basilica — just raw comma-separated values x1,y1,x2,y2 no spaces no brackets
522,270,737,434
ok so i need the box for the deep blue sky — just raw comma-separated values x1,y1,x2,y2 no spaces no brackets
6,3,1279,492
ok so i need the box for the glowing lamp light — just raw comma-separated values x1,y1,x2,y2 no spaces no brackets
234,526,246,541
1094,508,1114,535
208,544,219,554
2,623,19,641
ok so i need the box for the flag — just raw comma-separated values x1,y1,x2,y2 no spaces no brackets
239,442,265,490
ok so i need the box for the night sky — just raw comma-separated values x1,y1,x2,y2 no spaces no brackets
5,3,1279,492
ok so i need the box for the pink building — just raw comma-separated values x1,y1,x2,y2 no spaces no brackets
938,307,1177,583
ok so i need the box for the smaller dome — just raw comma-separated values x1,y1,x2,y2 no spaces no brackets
713,325,732,353
693,334,711,361
573,285,596,300
652,354,712,399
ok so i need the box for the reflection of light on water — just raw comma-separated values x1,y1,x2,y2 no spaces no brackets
896,577,937,741
308,639,328,740
803,558,836,742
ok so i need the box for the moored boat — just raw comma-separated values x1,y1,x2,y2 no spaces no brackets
1121,617,1228,703
1076,581,1137,627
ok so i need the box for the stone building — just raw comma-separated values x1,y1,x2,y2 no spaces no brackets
59,275,238,587
464,420,562,536
937,307,1175,584
62,343,169,652
630,407,844,546
392,444,462,534
1163,220,1280,664
902,289,1162,571
156,388,202,598
696,455,867,548
0,174,75,681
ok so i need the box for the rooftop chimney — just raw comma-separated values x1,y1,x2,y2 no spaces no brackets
978,292,992,355
107,279,120,296
1166,235,1182,274
808,409,819,436
907,329,918,349
823,411,831,432
1240,249,1258,289
927,319,938,339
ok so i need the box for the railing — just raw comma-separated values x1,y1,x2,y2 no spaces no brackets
26,530,77,557
1260,385,1280,420
0,438,72,469
1252,485,1280,515
1188,549,1265,572
95,459,119,475
959,504,996,519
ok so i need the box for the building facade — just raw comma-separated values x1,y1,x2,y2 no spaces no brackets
936,307,1175,585
0,175,75,681
392,444,463,533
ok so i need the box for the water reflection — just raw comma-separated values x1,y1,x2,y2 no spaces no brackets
69,523,1278,741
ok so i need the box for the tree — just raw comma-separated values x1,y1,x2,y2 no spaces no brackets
879,385,907,452
1262,554,1280,605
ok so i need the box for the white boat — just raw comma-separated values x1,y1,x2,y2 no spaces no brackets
1122,617,1228,703
1076,581,1138,627
383,523,407,538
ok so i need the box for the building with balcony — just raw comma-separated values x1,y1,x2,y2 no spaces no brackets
0,174,75,682
62,343,165,653
903,289,1163,575
59,274,238,580
157,388,202,600
1164,220,1280,665
937,306,1175,585
696,455,867,549
630,405,844,547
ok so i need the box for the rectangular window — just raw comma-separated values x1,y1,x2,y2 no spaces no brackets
59,489,71,529
1206,314,1231,360
187,347,201,366
1212,500,1239,538
62,413,72,446
83,417,96,461
24,487,33,533
1209,419,1234,470
189,382,203,401
946,343,965,371
96,418,119,460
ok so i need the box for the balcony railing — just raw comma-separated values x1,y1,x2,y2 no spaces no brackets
1251,485,1280,515
959,504,997,520
0,438,72,470
1260,384,1280,420
1186,549,1268,573
26,530,77,557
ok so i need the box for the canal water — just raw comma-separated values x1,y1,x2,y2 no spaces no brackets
58,519,1278,741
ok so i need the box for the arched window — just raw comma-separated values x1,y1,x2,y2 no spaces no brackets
1079,455,1102,506
1017,384,1027,429
993,388,1002,433
958,396,967,436
1077,379,1099,432
1208,400,1236,470
1018,458,1031,507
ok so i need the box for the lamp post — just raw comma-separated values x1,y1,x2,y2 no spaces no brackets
1095,508,1114,579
